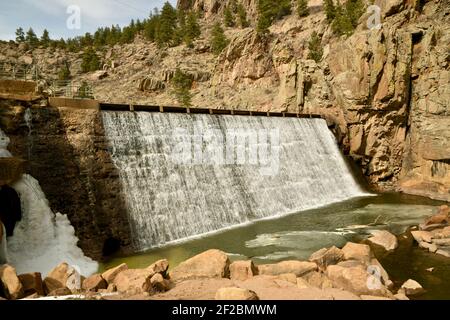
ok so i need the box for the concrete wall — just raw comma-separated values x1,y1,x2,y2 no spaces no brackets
0,80,40,101
48,97,100,110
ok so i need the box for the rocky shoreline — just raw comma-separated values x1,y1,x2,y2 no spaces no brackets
1,205,448,301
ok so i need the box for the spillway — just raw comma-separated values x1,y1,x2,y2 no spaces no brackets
102,112,368,251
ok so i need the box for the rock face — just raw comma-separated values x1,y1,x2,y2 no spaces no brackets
0,103,133,259
170,249,230,281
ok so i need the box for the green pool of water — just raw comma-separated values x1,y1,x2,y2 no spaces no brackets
100,193,450,299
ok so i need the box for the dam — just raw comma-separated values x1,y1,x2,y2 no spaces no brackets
102,111,367,251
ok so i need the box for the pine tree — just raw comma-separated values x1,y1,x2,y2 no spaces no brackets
297,0,309,17
210,22,228,55
58,63,71,80
237,4,249,28
81,48,101,73
257,0,292,34
15,28,25,43
171,68,193,107
307,31,323,62
324,0,336,22
156,2,178,47
224,6,235,27
25,28,39,47
40,29,51,47
183,11,201,47
345,0,365,28
144,13,160,42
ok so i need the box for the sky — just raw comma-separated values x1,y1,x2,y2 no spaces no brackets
0,0,177,41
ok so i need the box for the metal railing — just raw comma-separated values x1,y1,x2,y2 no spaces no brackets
0,62,40,81
50,80,94,99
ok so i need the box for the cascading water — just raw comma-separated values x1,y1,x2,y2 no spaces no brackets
0,127,97,276
7,174,98,276
102,112,369,251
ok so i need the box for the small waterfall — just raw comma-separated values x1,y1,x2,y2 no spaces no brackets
0,223,7,264
24,108,33,160
7,174,98,276
102,112,368,251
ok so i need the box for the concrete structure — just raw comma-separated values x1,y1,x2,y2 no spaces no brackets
48,97,100,110
0,80,41,101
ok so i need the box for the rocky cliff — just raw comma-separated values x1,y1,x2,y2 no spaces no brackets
0,1,448,203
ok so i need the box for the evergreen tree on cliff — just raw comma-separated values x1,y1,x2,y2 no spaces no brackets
156,2,178,47
224,6,235,27
15,28,25,43
237,3,249,28
25,28,39,47
210,22,228,55
183,11,201,47
324,0,336,22
257,0,292,34
40,29,51,47
171,68,193,107
297,0,309,17
307,31,323,62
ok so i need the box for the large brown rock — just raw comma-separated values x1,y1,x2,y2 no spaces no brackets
113,269,154,294
170,249,230,281
43,262,82,294
102,263,128,284
257,261,317,277
0,264,24,299
18,272,45,296
82,274,107,292
367,230,398,251
215,287,259,300
309,246,344,268
341,243,373,263
147,259,169,277
229,260,258,281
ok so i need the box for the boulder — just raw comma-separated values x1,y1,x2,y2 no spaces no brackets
0,264,24,299
419,241,438,253
82,274,107,292
147,259,169,277
18,272,44,296
411,231,433,243
170,249,230,281
43,262,82,293
435,249,450,258
367,230,398,251
215,287,259,300
309,246,344,268
113,269,154,294
89,70,108,81
101,263,128,284
229,260,258,281
277,273,297,284
48,287,72,297
302,271,333,289
150,273,171,292
400,279,425,296
257,261,317,277
326,265,390,297
341,243,373,263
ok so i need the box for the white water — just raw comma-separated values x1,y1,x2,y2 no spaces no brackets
102,112,368,251
6,174,98,276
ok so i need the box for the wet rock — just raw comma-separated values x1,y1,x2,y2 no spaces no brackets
229,260,258,281
309,246,344,268
18,272,44,296
367,230,398,251
400,279,425,296
394,292,409,300
102,263,128,284
258,261,317,277
170,249,230,281
435,249,450,258
341,243,373,263
0,264,24,300
419,241,438,253
82,274,107,292
215,287,259,300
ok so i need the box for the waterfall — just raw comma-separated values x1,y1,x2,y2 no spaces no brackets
7,174,98,276
102,112,369,251
0,223,6,264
